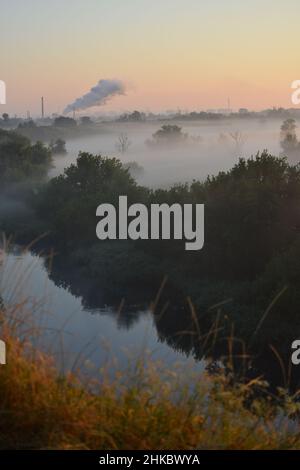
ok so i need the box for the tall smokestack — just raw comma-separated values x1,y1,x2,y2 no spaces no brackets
41,97,44,119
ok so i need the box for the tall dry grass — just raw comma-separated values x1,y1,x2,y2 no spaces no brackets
0,239,300,449
0,316,300,449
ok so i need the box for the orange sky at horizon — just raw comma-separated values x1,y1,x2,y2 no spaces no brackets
1,0,300,116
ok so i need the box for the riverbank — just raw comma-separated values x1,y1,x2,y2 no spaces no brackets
0,305,300,450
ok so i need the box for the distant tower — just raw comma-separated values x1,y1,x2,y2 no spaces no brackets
41,96,44,119
227,97,231,113
72,108,76,120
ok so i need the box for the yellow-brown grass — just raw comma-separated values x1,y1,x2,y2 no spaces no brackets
1,322,300,450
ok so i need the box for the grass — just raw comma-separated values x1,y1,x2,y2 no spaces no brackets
1,240,300,450
1,316,300,450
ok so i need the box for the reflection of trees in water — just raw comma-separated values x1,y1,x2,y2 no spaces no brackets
153,299,300,393
43,252,300,393
45,253,152,329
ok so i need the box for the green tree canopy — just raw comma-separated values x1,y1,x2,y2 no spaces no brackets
0,128,52,185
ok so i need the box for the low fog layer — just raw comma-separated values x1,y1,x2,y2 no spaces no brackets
49,118,286,188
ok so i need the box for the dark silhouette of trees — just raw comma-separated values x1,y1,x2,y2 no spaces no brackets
53,116,77,128
50,139,67,155
18,119,36,129
118,110,146,122
280,118,300,156
0,129,51,185
80,116,93,126
146,125,188,147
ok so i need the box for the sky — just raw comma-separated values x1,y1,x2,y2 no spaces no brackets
1,0,300,116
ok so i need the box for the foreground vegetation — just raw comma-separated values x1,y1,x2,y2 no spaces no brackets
1,314,300,450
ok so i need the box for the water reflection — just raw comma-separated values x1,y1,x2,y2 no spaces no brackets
1,246,300,392
0,248,204,377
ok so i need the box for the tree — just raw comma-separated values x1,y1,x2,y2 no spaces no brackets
53,116,77,128
228,130,247,155
115,133,131,154
80,116,92,126
18,119,36,129
238,108,249,114
189,150,300,280
280,119,299,154
118,110,146,122
146,125,188,147
50,139,67,155
123,161,144,177
0,129,52,184
2,113,9,122
37,152,147,242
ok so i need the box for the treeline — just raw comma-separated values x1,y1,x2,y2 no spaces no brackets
2,129,300,357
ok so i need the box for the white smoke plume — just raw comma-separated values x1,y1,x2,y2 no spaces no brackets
64,79,125,113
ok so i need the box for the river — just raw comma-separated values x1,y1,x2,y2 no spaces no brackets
0,247,204,377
